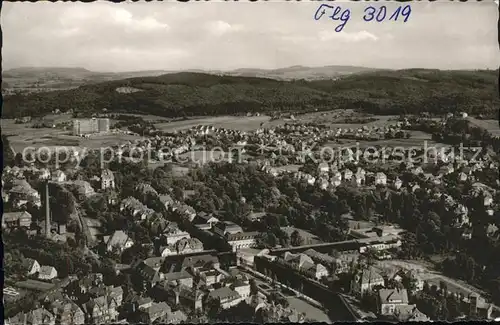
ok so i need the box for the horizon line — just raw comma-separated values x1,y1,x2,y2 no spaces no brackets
4,65,497,74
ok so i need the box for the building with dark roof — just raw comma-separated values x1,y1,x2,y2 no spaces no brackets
213,221,243,237
2,211,32,229
101,169,115,190
208,286,242,309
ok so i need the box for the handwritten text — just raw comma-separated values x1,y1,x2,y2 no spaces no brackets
314,4,412,32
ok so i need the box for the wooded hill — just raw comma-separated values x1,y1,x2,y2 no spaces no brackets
3,69,497,119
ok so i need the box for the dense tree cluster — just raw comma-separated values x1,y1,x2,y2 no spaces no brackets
4,70,497,119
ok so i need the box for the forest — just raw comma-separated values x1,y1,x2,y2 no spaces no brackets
3,69,498,119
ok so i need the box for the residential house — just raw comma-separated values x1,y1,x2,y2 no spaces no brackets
164,229,191,245
104,230,134,253
171,203,197,221
375,172,387,186
393,177,403,190
165,310,187,324
358,236,402,253
318,162,329,174
180,254,220,272
51,300,85,325
66,273,104,298
351,267,385,296
83,294,120,323
208,286,242,309
138,302,172,323
281,252,329,280
378,288,409,315
23,258,41,276
39,168,51,180
484,193,493,207
159,194,175,210
213,221,244,237
159,238,203,257
175,237,204,255
302,249,342,273
439,164,454,175
38,266,58,280
226,232,259,251
175,286,205,311
231,280,251,299
343,169,353,181
135,261,162,288
9,308,56,325
51,170,67,183
2,211,32,229
101,169,115,190
393,305,430,322
470,293,493,319
355,167,366,186
161,270,194,288
331,171,342,187
193,212,220,226
412,166,424,175
199,268,225,286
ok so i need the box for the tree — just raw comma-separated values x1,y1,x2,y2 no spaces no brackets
364,247,378,266
401,232,419,259
439,280,448,296
290,230,305,247
2,135,16,167
249,279,259,296
206,298,222,320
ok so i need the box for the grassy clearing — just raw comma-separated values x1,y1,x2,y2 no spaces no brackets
468,117,500,136
154,115,271,132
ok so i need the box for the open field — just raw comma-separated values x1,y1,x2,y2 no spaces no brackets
468,117,500,136
2,118,142,153
376,259,487,298
325,138,448,150
154,115,271,132
287,297,332,322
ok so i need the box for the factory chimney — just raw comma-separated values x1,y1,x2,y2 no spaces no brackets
45,181,51,238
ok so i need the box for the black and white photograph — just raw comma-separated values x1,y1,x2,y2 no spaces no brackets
2,1,500,323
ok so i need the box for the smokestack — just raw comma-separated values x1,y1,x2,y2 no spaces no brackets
45,181,51,238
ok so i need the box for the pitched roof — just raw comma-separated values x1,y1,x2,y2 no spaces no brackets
165,310,187,323
3,211,32,222
394,304,429,322
101,169,115,180
39,265,57,276
359,267,384,284
175,237,203,252
106,230,132,248
379,288,409,304
226,231,260,241
181,254,219,269
162,270,193,282
208,286,241,300
214,221,243,232
27,308,55,324
22,258,39,270
146,302,171,320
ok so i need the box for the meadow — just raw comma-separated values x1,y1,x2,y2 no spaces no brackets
154,115,271,132
2,118,141,153
467,117,500,136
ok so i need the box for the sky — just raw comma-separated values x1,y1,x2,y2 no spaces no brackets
2,1,499,72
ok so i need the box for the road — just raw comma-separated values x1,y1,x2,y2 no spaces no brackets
239,265,323,308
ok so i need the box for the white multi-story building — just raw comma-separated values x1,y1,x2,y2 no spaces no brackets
73,118,110,135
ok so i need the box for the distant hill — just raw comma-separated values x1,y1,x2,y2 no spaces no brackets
3,69,497,119
2,65,375,93
222,65,379,80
